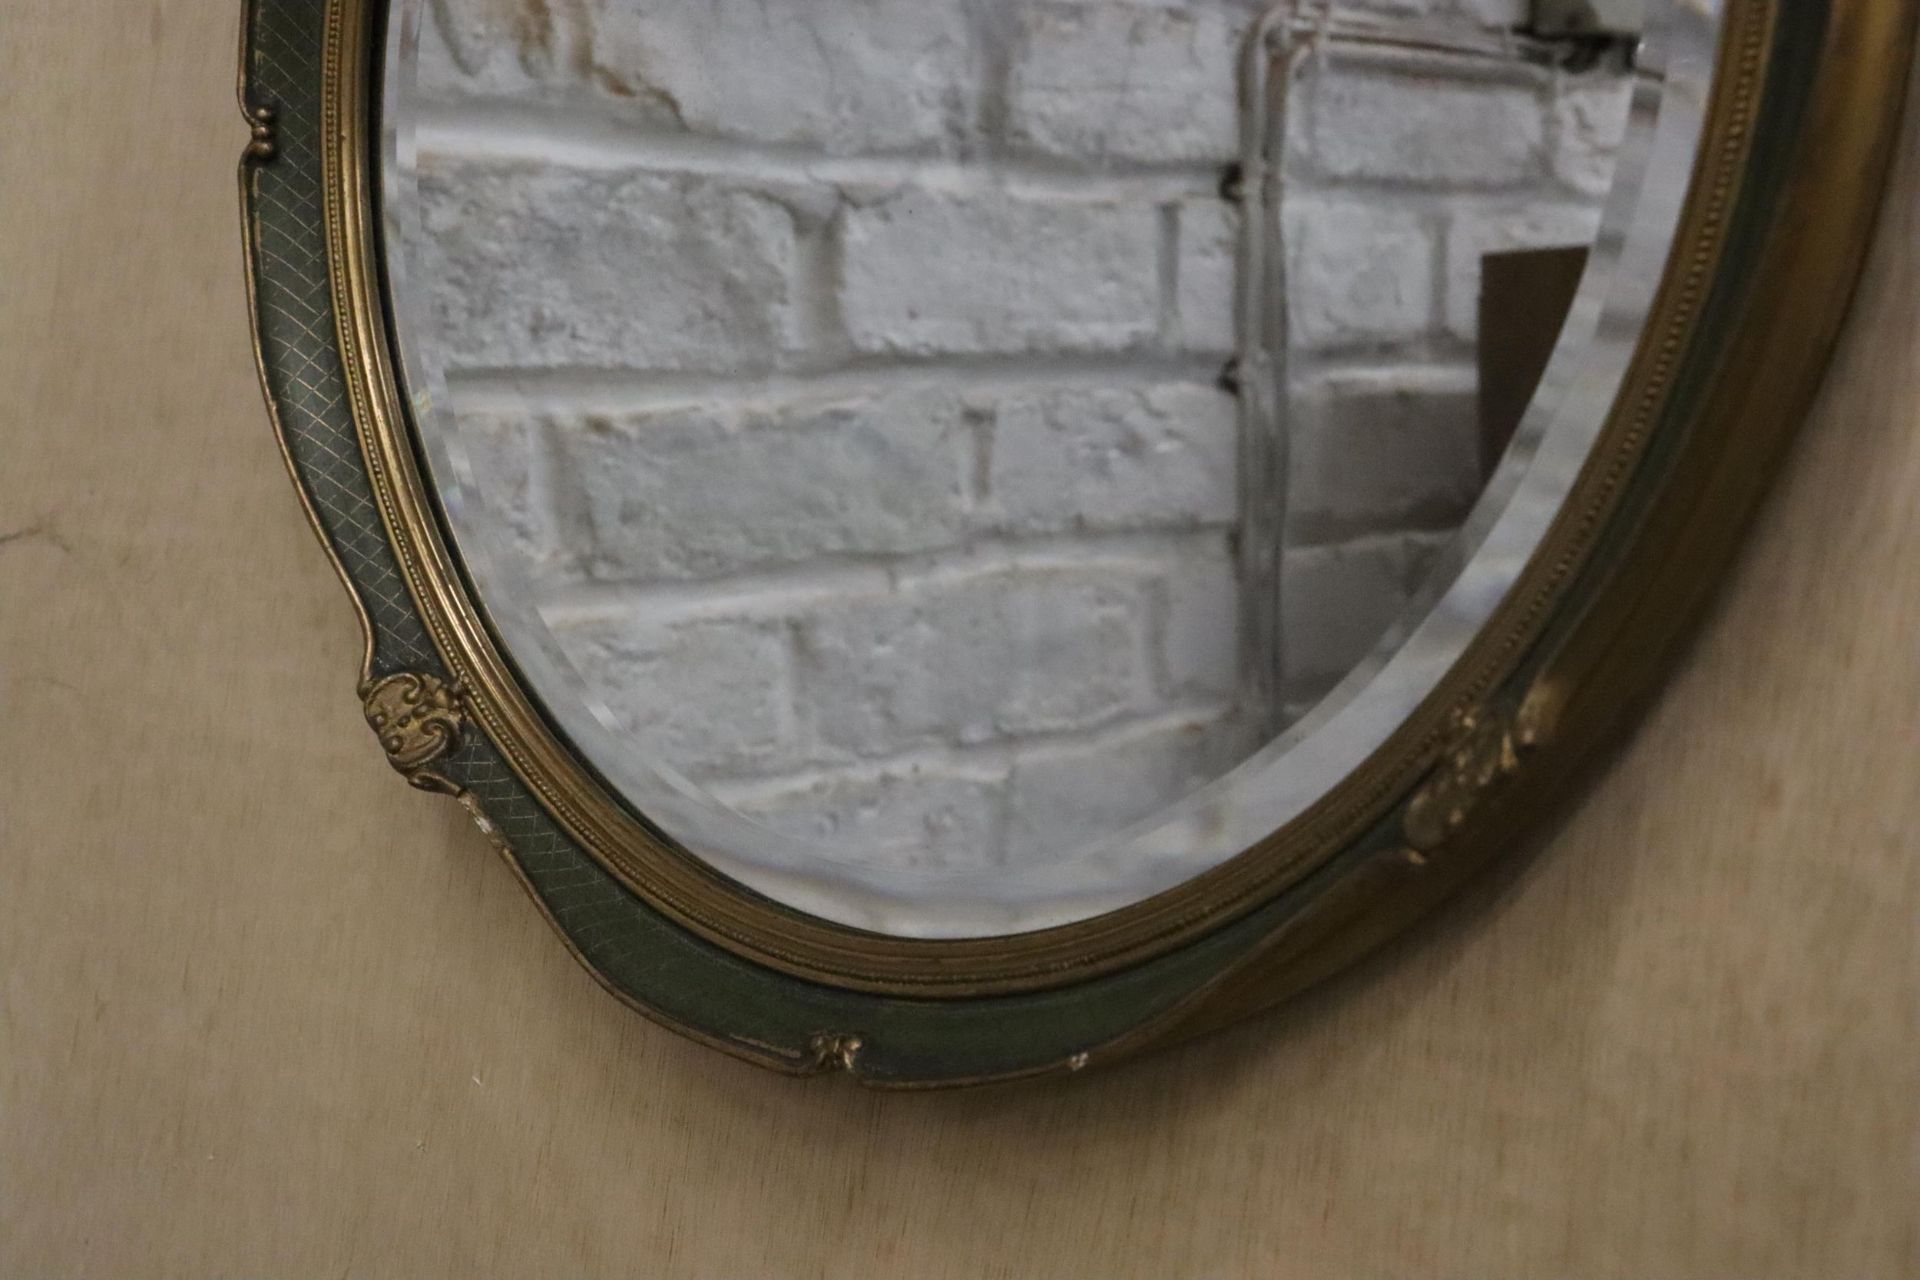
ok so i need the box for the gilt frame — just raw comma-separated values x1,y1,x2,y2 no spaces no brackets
240,0,1915,1086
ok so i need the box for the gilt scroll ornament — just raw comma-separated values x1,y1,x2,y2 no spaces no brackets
1404,686,1558,855
362,672,465,791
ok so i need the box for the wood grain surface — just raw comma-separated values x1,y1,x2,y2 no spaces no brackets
2,4,1916,1275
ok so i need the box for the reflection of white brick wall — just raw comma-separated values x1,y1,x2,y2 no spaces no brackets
403,0,1626,872
1272,30,1629,710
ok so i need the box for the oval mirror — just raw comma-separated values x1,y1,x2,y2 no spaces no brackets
240,0,1915,1083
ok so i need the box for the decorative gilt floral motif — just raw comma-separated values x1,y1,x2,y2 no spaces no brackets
1403,685,1558,854
362,672,465,790
242,101,277,164
803,1033,866,1075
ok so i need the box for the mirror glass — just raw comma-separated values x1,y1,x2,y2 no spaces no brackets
380,0,1720,935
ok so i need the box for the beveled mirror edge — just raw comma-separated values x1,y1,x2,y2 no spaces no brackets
240,0,1917,1084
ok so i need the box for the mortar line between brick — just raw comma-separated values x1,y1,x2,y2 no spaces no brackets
1155,203,1181,347
1285,527,1459,561
409,101,1227,201
702,702,1242,803
445,354,1488,416
536,527,1237,627
412,103,1605,204
443,355,1235,415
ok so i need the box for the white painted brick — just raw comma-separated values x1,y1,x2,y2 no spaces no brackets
414,0,567,101
719,766,1007,872
1005,711,1254,859
446,415,561,570
1287,199,1437,350
1176,199,1240,354
1307,0,1531,19
576,0,980,153
547,393,973,582
985,384,1238,533
410,162,798,370
1006,4,1245,164
1550,73,1634,198
1034,0,1251,9
839,193,1162,356
1286,365,1483,543
1304,60,1545,187
1159,546,1242,699
418,0,979,154
1444,200,1604,338
550,613,794,776
799,569,1151,757
1452,0,1532,22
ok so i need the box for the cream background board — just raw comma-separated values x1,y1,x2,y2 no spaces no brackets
1,3,1916,1276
